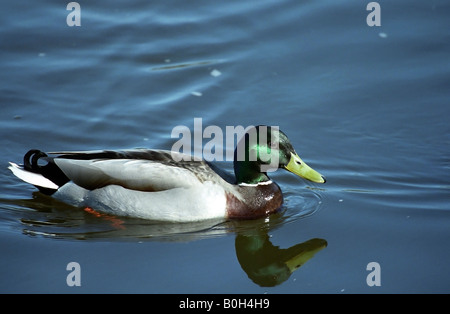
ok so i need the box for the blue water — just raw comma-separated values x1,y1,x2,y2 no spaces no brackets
1,0,449,293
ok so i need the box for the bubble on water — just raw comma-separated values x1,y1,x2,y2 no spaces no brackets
210,69,222,77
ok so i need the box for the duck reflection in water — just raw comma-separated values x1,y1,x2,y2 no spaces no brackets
234,227,327,287
5,194,326,287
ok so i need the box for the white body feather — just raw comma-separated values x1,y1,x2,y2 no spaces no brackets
54,182,227,222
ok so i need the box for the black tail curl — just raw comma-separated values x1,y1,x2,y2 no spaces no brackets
24,149,49,172
23,149,70,194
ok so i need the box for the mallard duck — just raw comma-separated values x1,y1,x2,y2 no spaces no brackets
8,126,325,222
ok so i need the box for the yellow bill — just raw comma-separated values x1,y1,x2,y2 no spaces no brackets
284,153,326,183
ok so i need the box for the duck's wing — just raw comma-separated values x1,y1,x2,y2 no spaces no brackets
11,149,236,193
53,158,201,191
31,149,229,192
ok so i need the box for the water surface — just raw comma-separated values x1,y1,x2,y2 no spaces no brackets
0,0,449,293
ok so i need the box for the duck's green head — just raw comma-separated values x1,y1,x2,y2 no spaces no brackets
234,126,326,185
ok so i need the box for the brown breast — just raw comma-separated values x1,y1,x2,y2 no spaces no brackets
226,182,283,219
